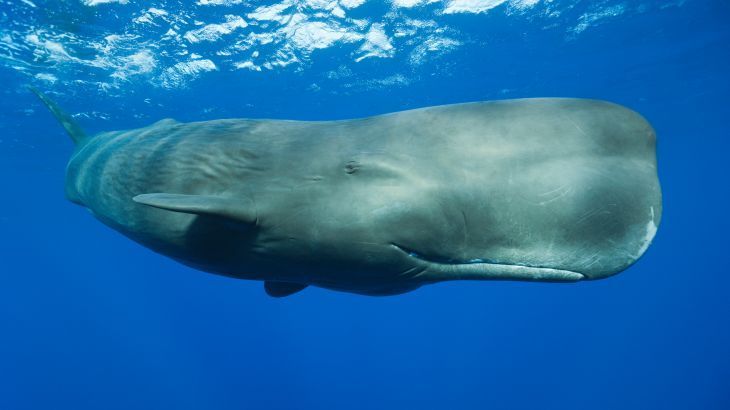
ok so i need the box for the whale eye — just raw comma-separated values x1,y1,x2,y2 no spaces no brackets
344,160,360,174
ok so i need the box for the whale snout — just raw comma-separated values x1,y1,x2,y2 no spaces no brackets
570,205,661,280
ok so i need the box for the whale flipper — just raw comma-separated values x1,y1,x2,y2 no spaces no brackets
264,281,308,297
133,193,256,225
29,87,87,144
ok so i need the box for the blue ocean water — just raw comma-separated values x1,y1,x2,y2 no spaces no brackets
1,1,728,409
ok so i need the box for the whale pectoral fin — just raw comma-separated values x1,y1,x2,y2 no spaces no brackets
264,281,308,297
133,193,256,225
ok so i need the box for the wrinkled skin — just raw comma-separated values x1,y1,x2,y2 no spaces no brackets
59,98,661,296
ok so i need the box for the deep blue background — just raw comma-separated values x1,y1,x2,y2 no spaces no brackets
1,1,729,409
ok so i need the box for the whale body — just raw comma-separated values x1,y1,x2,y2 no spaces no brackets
34,90,661,297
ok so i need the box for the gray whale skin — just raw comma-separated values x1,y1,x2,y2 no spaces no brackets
34,90,661,297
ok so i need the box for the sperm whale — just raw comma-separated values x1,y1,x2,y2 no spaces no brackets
33,89,661,297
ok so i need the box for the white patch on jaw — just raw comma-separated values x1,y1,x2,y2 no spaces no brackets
635,206,658,258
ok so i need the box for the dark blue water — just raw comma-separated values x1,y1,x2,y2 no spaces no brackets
1,1,728,409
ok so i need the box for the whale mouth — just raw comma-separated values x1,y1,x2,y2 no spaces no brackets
390,243,585,282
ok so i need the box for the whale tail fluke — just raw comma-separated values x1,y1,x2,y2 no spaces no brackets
29,87,87,145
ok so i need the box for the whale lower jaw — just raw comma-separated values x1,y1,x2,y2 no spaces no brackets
423,261,586,282
391,244,586,282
